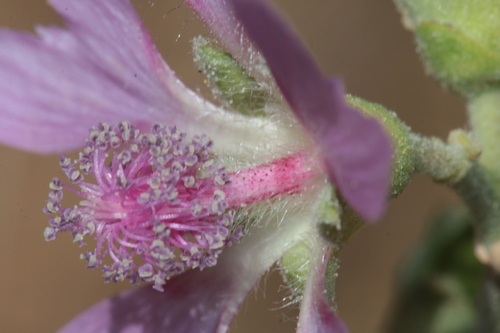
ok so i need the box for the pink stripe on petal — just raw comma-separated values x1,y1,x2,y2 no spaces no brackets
297,244,350,333
231,0,392,221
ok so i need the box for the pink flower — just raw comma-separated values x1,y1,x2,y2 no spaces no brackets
0,0,392,332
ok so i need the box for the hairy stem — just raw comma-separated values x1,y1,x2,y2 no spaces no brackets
410,133,470,183
410,132,500,245
452,163,500,244
469,91,500,193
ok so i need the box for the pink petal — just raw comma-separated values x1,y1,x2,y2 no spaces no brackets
46,0,171,85
184,0,269,82
231,0,392,221
297,244,349,333
322,80,392,222
58,269,248,333
0,0,284,156
0,0,194,153
59,198,315,333
0,30,164,152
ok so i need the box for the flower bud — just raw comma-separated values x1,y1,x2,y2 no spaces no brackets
347,96,415,196
395,0,500,95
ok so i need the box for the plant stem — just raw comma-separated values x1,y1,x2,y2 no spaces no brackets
476,268,500,332
410,132,500,245
452,163,500,244
411,133,470,183
469,91,500,194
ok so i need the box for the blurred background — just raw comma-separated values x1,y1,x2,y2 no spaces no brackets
0,0,466,332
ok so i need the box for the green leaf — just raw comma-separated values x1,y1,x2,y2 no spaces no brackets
415,21,500,94
385,209,482,333
395,0,500,95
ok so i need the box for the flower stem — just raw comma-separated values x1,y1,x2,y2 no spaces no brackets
465,90,500,274
464,91,500,244
469,91,500,193
409,131,500,245
477,268,500,332
452,163,500,244
410,133,470,183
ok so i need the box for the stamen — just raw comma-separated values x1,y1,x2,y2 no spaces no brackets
44,122,239,291
44,122,317,291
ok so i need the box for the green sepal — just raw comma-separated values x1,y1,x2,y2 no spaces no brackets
347,96,415,197
324,247,341,306
192,37,270,116
281,185,342,295
280,243,313,296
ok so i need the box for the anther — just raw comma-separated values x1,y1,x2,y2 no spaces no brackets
44,122,239,291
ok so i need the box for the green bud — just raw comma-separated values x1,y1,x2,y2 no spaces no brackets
192,37,270,116
447,129,482,161
395,0,500,95
280,243,313,296
347,96,415,196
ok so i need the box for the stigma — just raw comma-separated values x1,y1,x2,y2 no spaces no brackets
44,122,317,291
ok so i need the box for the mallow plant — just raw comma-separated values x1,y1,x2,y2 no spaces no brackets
0,0,499,332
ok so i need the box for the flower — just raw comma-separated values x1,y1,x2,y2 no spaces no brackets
0,0,391,332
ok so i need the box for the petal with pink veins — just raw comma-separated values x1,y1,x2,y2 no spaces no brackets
0,0,292,157
0,0,189,153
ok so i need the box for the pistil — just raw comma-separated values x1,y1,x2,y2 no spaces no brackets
44,122,318,291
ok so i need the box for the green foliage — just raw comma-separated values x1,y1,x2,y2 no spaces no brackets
280,243,313,296
395,0,500,95
469,91,500,194
386,209,482,333
282,185,341,295
192,37,270,116
415,22,500,94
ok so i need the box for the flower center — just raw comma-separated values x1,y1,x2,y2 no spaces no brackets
44,122,317,291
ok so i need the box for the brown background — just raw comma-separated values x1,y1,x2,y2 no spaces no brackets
0,0,466,332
